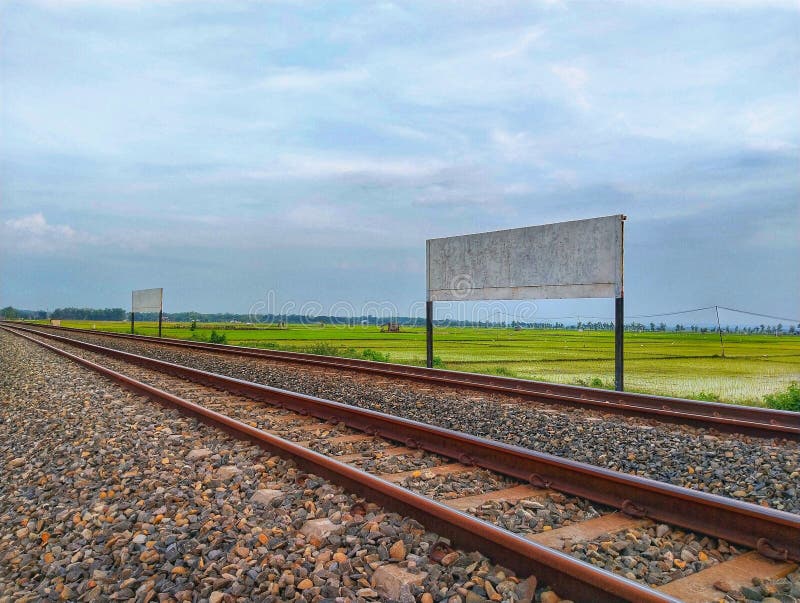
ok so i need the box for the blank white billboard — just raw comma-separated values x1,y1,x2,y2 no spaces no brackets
132,288,163,312
427,215,623,302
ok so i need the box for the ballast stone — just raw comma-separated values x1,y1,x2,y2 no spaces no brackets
371,564,428,600
299,518,345,541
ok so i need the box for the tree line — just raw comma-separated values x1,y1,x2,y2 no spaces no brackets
0,306,125,320
1,306,797,334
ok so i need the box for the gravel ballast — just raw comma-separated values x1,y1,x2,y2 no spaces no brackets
29,328,799,514
8,328,793,597
0,330,552,603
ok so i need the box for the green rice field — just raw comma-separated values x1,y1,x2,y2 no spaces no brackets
33,320,800,406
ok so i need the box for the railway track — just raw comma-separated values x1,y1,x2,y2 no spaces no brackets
11,321,800,441
3,325,798,603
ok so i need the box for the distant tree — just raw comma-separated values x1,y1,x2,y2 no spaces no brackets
51,307,125,321
0,306,18,319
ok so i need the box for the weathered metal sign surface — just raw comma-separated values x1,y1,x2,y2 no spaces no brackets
427,215,623,302
132,288,163,312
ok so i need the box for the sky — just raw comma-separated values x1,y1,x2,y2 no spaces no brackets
1,0,798,324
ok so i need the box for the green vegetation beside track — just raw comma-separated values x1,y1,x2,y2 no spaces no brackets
28,320,800,408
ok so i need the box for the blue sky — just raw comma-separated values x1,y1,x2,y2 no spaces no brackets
1,0,798,323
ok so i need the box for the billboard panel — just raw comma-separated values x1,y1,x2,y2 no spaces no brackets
132,288,163,313
427,215,623,302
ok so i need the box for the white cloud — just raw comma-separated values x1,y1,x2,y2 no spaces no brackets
6,213,73,237
2,213,78,253
206,153,446,182
379,123,430,141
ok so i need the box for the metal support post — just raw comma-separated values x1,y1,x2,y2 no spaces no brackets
426,301,434,369
615,296,624,391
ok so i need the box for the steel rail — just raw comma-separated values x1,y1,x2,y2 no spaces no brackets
7,324,800,563
11,321,799,440
0,325,679,603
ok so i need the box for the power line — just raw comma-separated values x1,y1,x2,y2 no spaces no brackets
627,306,716,319
718,306,800,323
485,304,799,323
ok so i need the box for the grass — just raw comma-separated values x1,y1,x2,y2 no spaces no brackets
764,382,800,412
34,320,800,406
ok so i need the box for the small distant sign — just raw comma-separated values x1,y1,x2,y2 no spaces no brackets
50,319,61,326
131,287,164,336
132,288,163,313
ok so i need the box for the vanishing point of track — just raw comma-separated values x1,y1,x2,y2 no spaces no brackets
3,324,798,603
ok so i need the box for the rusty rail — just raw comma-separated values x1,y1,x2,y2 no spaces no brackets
0,325,680,603
10,321,799,441
6,324,799,564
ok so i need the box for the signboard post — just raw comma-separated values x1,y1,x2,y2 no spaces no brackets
615,295,624,391
426,215,625,390
132,288,164,337
425,300,434,366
